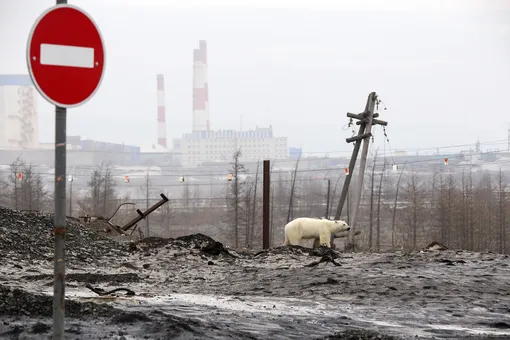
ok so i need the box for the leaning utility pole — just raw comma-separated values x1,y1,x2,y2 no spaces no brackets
334,92,388,250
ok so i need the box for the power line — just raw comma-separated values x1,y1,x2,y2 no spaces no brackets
0,137,507,163
2,148,510,179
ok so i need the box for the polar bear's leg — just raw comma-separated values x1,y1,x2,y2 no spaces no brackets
287,234,302,245
283,233,290,246
319,230,331,248
313,238,321,248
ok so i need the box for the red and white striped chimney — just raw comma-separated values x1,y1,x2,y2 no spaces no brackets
157,74,167,148
192,40,210,132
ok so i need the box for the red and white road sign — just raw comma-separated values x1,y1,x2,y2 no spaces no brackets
26,4,105,108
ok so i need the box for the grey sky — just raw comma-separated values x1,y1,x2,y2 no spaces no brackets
1,0,509,156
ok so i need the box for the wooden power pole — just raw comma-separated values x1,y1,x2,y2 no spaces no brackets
262,160,270,249
334,92,388,250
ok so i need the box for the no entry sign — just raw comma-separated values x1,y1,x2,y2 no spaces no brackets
26,4,105,108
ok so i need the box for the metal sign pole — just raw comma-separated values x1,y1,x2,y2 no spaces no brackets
54,2,67,338
27,2,104,336
54,105,66,339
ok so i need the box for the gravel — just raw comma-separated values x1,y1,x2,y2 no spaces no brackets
0,284,121,318
0,206,129,263
1,206,509,339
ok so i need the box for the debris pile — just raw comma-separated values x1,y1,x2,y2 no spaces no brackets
424,241,448,251
0,206,128,263
129,233,235,257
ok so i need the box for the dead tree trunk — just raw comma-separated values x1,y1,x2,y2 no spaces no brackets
376,158,386,252
498,170,506,253
287,155,300,223
391,162,406,248
369,151,378,250
250,160,260,246
234,153,240,248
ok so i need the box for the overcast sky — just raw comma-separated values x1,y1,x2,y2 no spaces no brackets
1,0,509,156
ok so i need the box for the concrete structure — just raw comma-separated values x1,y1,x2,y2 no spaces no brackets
192,40,210,132
173,125,288,167
0,75,39,150
156,74,168,149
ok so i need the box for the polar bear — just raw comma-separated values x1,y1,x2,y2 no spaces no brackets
283,217,350,248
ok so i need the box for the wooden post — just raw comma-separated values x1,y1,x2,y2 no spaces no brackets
334,122,366,220
263,160,270,249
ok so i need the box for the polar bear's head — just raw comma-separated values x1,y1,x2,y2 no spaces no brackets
328,219,350,236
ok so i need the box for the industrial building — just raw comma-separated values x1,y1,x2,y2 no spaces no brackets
171,41,289,167
0,75,39,150
172,126,288,167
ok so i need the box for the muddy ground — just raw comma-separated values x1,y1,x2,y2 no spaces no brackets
0,238,509,339
0,209,509,339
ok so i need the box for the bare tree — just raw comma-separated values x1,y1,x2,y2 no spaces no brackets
161,191,173,237
8,157,24,210
249,160,261,247
269,162,276,246
192,185,200,213
0,176,7,206
391,162,406,248
3,158,50,212
79,162,117,217
243,181,253,247
376,157,386,252
466,170,475,250
404,170,424,250
226,149,246,248
368,151,378,250
287,155,301,223
497,169,507,253
140,167,152,237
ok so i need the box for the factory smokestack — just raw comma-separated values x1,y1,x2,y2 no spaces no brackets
157,74,167,148
192,40,210,132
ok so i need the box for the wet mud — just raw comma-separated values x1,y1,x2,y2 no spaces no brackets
0,209,509,340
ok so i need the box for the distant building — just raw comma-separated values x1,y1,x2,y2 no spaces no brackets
0,75,39,150
173,125,288,167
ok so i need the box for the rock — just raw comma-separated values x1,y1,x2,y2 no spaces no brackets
424,241,448,251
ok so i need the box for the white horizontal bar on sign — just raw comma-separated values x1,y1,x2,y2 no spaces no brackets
40,44,94,68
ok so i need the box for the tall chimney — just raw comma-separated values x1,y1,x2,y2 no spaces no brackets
192,40,210,132
157,74,167,148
